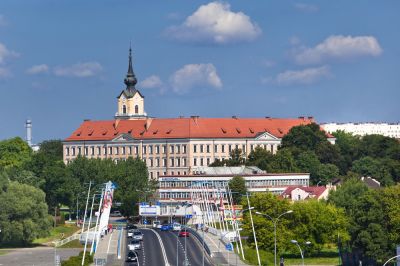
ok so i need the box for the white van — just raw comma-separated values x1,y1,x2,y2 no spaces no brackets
172,223,181,231
152,220,161,229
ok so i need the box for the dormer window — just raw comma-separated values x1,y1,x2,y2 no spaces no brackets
123,105,127,114
135,105,139,114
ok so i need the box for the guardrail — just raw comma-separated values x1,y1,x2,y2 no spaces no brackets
53,234,80,247
186,227,212,256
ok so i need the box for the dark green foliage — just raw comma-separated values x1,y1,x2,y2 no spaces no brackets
61,251,93,266
281,123,327,151
210,148,246,167
246,146,274,170
228,176,247,204
0,180,52,246
38,140,63,161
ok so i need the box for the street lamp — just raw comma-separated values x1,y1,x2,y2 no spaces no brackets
255,210,293,266
290,240,311,266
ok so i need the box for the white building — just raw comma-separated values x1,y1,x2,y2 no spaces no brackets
322,122,400,139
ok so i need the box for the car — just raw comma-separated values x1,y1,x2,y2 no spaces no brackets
128,240,141,250
133,231,143,241
126,250,139,262
172,223,181,231
160,224,170,231
152,220,161,229
178,229,190,237
110,210,122,217
127,224,138,230
127,229,136,238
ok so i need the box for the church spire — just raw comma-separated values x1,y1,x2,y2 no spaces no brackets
124,45,137,91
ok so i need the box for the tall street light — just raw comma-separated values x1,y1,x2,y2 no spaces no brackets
255,210,293,266
290,240,311,266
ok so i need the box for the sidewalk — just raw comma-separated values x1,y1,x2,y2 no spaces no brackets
202,229,249,266
93,227,124,266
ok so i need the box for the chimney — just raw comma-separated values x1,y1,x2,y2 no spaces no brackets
25,119,32,147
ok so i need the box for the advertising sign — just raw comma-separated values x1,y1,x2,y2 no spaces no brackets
223,205,243,221
139,205,161,216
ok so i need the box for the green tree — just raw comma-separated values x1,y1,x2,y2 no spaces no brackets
332,131,361,174
0,180,52,246
359,134,400,160
296,151,321,181
5,168,44,188
228,176,247,204
267,148,298,173
281,123,328,151
38,140,63,161
315,141,341,166
0,137,32,169
314,163,339,185
352,156,394,186
246,146,274,171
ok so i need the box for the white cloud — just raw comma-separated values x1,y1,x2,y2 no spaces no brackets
26,64,49,75
295,35,383,65
140,75,164,89
170,63,222,94
294,3,319,12
0,67,11,79
54,62,102,77
166,2,261,44
0,42,18,64
275,66,331,86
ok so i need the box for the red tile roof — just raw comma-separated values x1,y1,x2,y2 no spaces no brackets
65,117,317,141
282,186,327,199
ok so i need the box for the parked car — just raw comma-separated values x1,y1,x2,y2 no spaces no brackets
178,229,190,237
127,229,136,238
110,210,122,217
128,240,141,250
160,224,170,231
133,231,143,241
126,250,139,262
172,223,181,231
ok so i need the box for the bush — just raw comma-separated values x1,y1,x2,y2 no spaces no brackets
61,251,93,266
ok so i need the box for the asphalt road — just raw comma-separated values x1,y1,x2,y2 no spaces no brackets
123,227,212,266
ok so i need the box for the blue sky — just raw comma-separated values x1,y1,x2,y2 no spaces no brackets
0,1,399,143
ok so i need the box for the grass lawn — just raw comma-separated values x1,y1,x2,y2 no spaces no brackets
0,250,9,255
59,239,87,249
33,224,80,245
240,244,340,266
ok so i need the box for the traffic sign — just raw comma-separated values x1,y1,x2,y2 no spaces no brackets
143,219,148,224
225,243,233,251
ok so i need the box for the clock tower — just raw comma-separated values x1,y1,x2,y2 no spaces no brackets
115,47,147,120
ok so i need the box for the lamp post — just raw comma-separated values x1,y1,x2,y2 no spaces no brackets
244,192,261,266
255,210,293,266
290,240,311,266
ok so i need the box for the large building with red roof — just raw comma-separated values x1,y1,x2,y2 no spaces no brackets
64,50,334,179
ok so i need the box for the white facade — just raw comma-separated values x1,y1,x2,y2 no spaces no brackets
322,122,400,139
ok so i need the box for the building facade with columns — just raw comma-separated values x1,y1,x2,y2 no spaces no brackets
63,49,334,179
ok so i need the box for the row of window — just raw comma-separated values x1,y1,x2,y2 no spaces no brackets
159,179,309,189
65,144,188,157
65,143,278,157
193,144,276,153
149,171,188,179
145,157,187,168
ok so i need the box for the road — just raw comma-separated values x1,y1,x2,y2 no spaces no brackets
124,227,213,266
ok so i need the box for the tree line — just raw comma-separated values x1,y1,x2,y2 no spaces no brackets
0,137,151,246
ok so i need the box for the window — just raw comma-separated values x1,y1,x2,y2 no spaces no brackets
235,144,239,150
156,145,160,154
200,145,204,153
177,158,180,167
150,158,153,167
214,145,218,153
163,158,167,167
115,147,119,155
242,144,245,153
170,145,174,153
149,145,153,154
109,147,112,155
200,158,204,166
222,145,225,153
176,145,180,154
170,158,175,167
182,145,187,154
103,147,106,155
142,146,147,154
122,105,127,114
135,146,138,154
122,146,126,155
206,145,210,153
207,158,210,165
162,145,166,154
251,145,254,151
194,158,197,166
271,145,274,154
193,145,197,153
91,146,95,155
228,145,232,152
135,105,139,114
97,147,101,155
183,158,186,167
66,147,70,156
78,147,82,155
156,158,160,167
128,146,132,155
150,172,153,179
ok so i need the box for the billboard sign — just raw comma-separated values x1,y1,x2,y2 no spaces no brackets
139,205,161,216
223,205,243,221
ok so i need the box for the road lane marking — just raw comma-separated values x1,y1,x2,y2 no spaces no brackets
147,228,170,266
107,230,114,254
